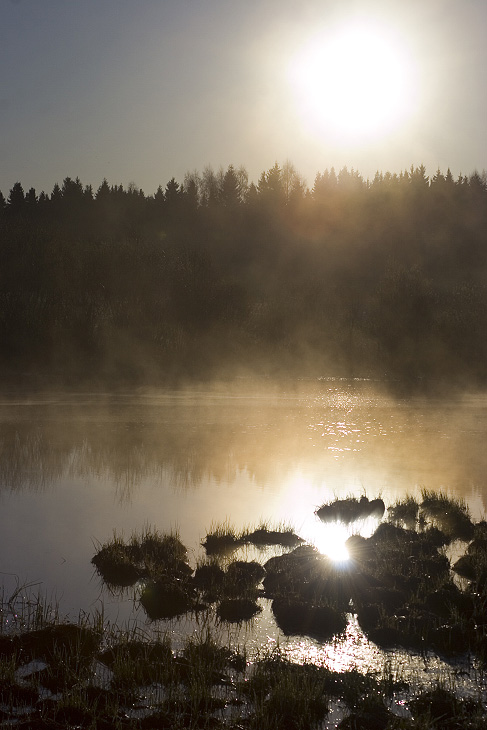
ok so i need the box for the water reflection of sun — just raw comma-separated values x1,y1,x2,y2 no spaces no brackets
278,470,382,563
310,521,351,561
305,513,383,563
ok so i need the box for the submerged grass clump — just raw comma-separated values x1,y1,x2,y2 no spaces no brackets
217,598,262,623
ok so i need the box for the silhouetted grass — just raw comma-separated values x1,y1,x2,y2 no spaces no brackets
316,495,385,523
92,526,191,588
387,495,420,528
0,593,486,729
201,520,244,556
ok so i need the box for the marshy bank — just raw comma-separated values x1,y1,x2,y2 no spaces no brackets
2,495,487,727
2,388,487,726
20,493,477,726
1,602,486,729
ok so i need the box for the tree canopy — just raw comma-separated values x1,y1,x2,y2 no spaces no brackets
0,162,486,390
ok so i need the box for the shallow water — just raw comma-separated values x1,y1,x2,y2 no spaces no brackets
1,381,487,694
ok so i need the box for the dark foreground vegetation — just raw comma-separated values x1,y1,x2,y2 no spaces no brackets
2,493,487,728
1,616,485,729
1,163,486,388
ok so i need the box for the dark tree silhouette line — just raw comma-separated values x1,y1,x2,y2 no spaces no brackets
0,163,486,389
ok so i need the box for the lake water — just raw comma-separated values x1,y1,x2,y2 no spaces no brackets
1,380,487,692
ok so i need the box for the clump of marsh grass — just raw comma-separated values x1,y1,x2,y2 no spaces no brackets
92,527,198,621
193,558,227,600
263,543,353,615
98,631,173,690
201,520,244,556
408,685,484,728
91,531,141,588
420,489,474,541
316,495,385,524
243,520,304,548
272,598,347,642
180,629,246,679
225,560,265,592
192,557,265,620
139,580,200,621
92,527,192,588
387,495,420,529
202,519,304,556
241,650,330,730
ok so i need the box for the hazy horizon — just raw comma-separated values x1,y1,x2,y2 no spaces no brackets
2,0,486,196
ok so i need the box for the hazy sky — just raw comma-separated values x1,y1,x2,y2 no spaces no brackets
1,0,486,196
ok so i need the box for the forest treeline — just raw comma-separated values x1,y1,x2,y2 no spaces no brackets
1,162,486,389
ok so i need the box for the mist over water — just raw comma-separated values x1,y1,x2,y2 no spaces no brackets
1,380,487,690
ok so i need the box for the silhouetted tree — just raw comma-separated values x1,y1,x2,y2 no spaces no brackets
220,165,242,208
6,182,25,217
200,166,221,207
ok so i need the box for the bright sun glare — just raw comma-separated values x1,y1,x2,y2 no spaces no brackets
289,21,415,141
312,522,351,562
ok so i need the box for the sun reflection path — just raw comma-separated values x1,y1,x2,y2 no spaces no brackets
302,512,383,563
284,614,384,674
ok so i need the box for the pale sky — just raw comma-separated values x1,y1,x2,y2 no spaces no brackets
1,0,486,196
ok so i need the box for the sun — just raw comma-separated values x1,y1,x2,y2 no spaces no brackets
289,21,416,142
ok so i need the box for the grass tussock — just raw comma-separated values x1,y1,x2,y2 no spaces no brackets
386,490,475,541
201,520,244,555
92,526,190,588
202,519,304,555
419,489,474,540
316,495,385,524
243,519,304,548
387,495,420,528
241,653,330,730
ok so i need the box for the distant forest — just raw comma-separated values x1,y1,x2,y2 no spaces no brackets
1,162,486,390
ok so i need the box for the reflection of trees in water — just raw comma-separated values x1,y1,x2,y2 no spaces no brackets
0,423,76,491
0,396,486,509
0,415,297,498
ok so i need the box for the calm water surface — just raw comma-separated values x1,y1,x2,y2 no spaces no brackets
1,381,487,692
